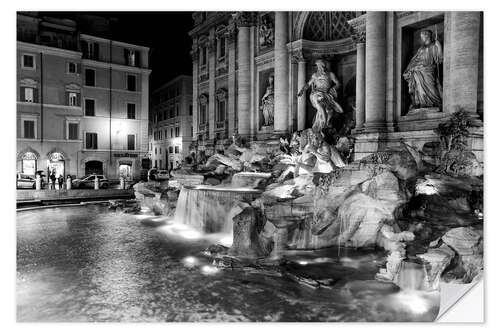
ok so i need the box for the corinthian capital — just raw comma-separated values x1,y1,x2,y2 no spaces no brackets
234,12,256,28
348,14,366,43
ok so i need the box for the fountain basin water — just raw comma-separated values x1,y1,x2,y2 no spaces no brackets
173,185,262,234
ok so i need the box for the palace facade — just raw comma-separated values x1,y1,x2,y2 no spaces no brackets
189,11,483,162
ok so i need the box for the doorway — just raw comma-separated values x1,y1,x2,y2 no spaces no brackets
119,162,132,181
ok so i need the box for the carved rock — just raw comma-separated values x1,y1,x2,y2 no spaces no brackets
229,206,272,258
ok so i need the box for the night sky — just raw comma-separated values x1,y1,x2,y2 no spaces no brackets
45,11,195,90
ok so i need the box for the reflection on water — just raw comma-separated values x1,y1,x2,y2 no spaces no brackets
17,205,440,322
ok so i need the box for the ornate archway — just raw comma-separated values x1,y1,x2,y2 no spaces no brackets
293,11,358,41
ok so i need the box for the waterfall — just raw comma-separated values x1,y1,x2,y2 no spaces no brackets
394,261,431,291
173,186,261,234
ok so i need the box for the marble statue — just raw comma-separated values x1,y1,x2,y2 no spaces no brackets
403,30,443,110
260,75,275,126
259,16,274,48
298,59,344,134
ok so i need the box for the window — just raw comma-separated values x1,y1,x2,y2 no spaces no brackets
169,146,173,154
154,160,157,168
23,120,35,139
175,127,180,137
170,128,173,138
127,103,136,119
189,105,193,116
85,99,95,116
85,69,95,86
218,37,226,59
68,92,78,106
81,41,99,60
67,62,78,74
85,132,98,149
175,146,179,154
22,54,35,69
175,104,179,117
127,134,135,150
200,104,207,124
217,99,226,122
68,123,79,140
21,87,35,103
125,49,137,67
127,74,136,91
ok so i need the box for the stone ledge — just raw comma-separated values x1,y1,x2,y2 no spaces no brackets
17,189,134,203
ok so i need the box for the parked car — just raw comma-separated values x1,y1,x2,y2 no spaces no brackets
156,170,170,181
16,173,37,189
72,174,110,189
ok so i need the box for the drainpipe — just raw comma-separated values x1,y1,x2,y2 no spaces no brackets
109,40,113,178
40,52,44,144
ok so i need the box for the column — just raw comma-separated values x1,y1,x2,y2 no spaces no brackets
364,12,386,131
227,22,237,137
208,33,216,140
236,14,252,138
297,56,307,131
274,11,289,135
355,42,366,131
446,12,481,121
191,42,199,142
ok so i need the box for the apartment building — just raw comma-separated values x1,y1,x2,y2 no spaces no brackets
17,13,151,181
149,75,193,170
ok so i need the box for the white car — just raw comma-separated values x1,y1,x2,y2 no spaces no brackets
155,170,170,181
17,173,37,189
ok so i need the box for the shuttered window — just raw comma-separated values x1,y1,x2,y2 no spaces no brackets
127,103,136,119
23,120,35,139
85,69,95,86
127,134,135,150
127,74,136,91
68,123,79,140
85,132,98,149
85,99,95,116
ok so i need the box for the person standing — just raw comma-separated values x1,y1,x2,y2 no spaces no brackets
58,174,64,190
50,171,56,190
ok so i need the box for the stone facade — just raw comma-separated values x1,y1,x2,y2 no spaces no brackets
17,13,151,181
149,75,193,170
189,11,483,163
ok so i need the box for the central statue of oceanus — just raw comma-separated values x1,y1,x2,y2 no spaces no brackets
298,59,344,134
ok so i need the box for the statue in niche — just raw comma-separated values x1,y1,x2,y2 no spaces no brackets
259,15,274,48
260,75,275,127
298,59,344,135
403,30,443,111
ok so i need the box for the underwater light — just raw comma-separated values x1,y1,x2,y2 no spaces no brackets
201,265,219,275
182,256,199,267
392,291,430,315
